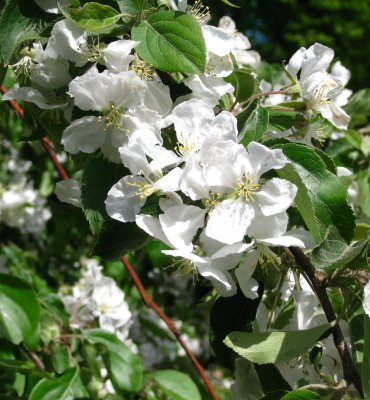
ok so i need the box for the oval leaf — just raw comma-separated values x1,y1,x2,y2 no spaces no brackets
149,370,201,400
59,2,121,32
224,323,332,364
132,10,206,73
0,274,40,349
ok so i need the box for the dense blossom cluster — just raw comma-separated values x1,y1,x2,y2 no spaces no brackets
3,0,354,300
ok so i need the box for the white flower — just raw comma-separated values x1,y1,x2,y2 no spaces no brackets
105,142,181,222
363,281,370,317
287,43,350,129
198,141,297,245
62,68,163,162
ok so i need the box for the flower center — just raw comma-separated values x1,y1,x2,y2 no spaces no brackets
190,0,210,24
235,174,260,201
98,103,125,130
127,176,157,201
130,55,154,80
314,79,338,104
256,244,280,269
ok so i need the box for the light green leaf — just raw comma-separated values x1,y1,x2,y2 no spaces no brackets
29,367,88,400
149,370,201,400
84,329,143,393
311,227,369,271
224,323,332,364
221,0,240,8
0,0,57,64
239,106,269,146
268,110,305,132
132,10,206,73
0,274,40,349
273,143,355,244
281,390,321,399
58,2,122,32
354,223,370,240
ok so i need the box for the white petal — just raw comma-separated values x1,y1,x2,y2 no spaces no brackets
180,155,209,200
136,214,171,247
143,80,173,116
105,176,146,222
202,25,233,57
322,102,350,130
287,47,306,79
232,49,260,69
206,198,255,244
62,116,105,154
184,74,234,107
34,0,60,13
211,111,238,142
235,256,259,299
104,39,138,72
258,235,305,247
2,87,67,109
101,131,122,163
255,178,297,216
119,141,152,176
363,281,370,318
30,58,71,89
55,179,81,207
45,19,87,65
159,205,206,251
331,61,351,87
154,167,182,192
300,43,334,80
206,53,233,77
246,142,288,180
198,267,237,297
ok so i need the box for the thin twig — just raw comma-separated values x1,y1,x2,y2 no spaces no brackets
235,89,288,111
20,344,45,370
121,256,219,400
289,247,364,398
1,84,69,181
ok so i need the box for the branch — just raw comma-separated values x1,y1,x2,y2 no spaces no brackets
20,344,45,370
230,89,288,112
121,256,219,400
2,89,219,399
289,247,364,398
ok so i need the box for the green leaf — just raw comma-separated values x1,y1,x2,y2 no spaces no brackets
58,2,122,32
84,329,143,393
92,218,148,260
224,323,332,364
273,143,355,244
362,316,370,398
354,223,370,240
82,156,127,235
221,0,240,7
132,10,206,73
281,390,321,399
0,274,40,349
0,55,7,85
29,367,88,400
51,345,70,375
254,364,291,394
149,370,201,400
268,110,305,131
209,290,261,369
114,0,142,15
0,0,57,64
232,358,264,399
311,227,369,271
239,106,269,146
225,69,258,103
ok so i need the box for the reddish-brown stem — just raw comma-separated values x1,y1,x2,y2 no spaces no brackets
233,89,288,111
121,256,219,400
2,85,219,399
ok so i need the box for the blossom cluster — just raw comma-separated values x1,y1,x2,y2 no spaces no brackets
0,140,51,234
3,1,353,299
60,258,132,342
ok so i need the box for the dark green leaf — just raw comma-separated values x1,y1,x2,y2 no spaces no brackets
0,0,57,65
92,218,148,260
255,364,291,393
58,2,122,32
82,156,127,235
311,227,369,271
225,69,258,103
273,143,355,244
149,370,201,400
0,274,40,349
84,329,143,393
209,290,261,369
224,323,332,364
132,10,206,73
239,106,269,146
